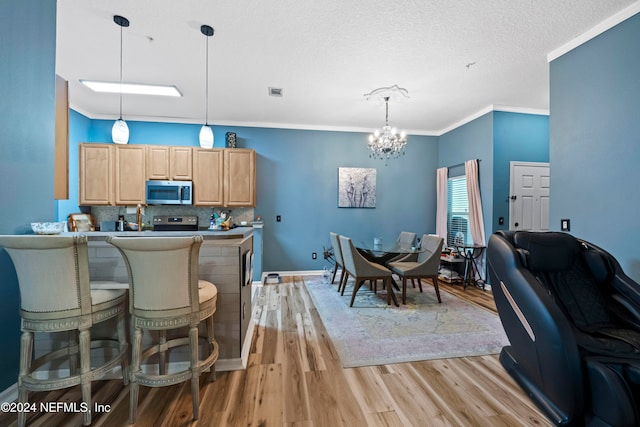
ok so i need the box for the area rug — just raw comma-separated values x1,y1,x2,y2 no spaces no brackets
304,275,509,368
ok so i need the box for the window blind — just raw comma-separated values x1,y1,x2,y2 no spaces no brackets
447,175,472,246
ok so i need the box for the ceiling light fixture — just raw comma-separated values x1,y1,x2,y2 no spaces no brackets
81,80,182,97
364,85,409,165
112,15,130,145
199,24,215,148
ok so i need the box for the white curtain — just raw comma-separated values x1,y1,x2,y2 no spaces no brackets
465,159,486,246
435,167,448,241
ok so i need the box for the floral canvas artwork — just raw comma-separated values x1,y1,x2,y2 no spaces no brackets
338,167,376,208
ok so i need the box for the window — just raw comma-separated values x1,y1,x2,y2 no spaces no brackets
447,175,472,246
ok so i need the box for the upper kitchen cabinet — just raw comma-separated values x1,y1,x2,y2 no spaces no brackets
114,145,146,205
170,146,193,180
193,148,224,206
146,146,193,180
79,143,112,205
224,149,256,207
146,145,169,180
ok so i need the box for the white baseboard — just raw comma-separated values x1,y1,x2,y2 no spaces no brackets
260,270,323,282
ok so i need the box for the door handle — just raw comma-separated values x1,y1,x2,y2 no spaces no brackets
514,222,519,227
510,195,517,200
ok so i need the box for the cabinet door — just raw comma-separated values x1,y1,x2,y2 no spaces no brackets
193,148,224,206
79,143,113,205
170,146,193,180
54,75,69,200
114,145,146,205
146,145,169,180
224,149,256,207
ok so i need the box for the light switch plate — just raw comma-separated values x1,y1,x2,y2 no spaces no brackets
561,219,570,231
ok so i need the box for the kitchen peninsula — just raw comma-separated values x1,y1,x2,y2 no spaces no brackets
64,227,255,371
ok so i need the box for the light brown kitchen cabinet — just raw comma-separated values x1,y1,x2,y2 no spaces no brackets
224,148,256,207
146,145,170,180
170,146,193,180
54,75,69,200
80,144,255,207
146,146,192,180
193,148,224,206
79,143,113,205
114,145,146,205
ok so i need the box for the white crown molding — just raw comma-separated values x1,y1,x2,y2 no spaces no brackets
548,2,640,62
70,104,440,137
492,105,550,116
437,104,549,136
71,103,545,139
438,105,494,136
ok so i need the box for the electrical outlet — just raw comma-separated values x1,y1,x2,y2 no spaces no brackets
312,252,317,259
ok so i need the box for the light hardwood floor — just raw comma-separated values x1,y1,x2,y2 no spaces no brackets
0,275,550,426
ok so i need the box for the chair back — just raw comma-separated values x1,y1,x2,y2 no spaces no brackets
417,234,444,272
0,235,92,320
108,236,203,317
396,231,417,248
329,232,344,266
338,235,357,275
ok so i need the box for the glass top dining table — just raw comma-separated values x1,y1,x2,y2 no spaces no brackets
353,239,425,306
355,239,424,258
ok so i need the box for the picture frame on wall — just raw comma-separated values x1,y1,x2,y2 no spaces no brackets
338,167,376,208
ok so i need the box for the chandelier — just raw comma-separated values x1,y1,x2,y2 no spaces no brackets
365,85,409,164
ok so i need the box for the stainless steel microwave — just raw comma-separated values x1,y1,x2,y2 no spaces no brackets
145,180,192,205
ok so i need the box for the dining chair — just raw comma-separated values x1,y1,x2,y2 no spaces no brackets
386,231,418,264
0,235,129,427
388,234,444,304
339,235,394,306
329,232,349,292
107,235,219,423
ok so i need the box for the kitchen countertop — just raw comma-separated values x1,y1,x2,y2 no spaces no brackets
62,226,254,240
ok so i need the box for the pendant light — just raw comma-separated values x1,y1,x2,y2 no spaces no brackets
112,15,130,144
199,24,215,148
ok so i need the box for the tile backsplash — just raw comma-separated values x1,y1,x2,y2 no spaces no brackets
91,205,255,230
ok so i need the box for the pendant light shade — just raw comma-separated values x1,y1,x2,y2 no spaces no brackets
112,15,129,144
199,125,213,148
112,119,129,145
199,24,215,148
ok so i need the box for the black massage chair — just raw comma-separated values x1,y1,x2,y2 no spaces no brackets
487,231,640,427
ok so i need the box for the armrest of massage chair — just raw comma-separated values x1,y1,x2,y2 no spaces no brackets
487,232,584,425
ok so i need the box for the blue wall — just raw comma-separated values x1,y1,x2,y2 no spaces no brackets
438,112,495,243
73,116,440,272
0,0,57,390
550,12,640,281
493,112,549,231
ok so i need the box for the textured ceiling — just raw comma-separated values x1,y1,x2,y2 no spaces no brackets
56,0,638,135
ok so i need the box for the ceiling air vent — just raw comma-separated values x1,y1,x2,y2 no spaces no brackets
268,87,283,97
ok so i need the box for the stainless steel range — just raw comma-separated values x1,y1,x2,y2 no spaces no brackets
152,215,198,231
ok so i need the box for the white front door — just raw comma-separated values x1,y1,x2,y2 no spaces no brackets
509,161,550,231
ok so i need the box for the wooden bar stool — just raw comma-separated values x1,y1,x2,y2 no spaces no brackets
108,235,218,424
0,235,129,427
